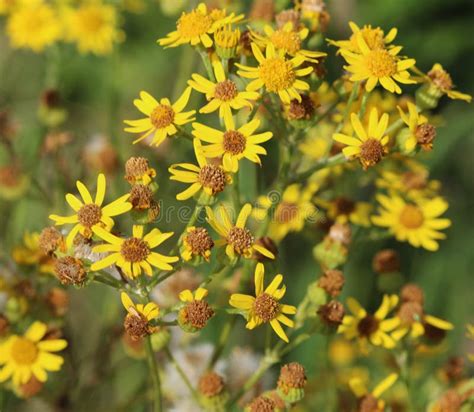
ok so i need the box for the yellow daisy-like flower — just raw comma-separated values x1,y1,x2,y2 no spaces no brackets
188,60,260,126
0,321,67,386
121,292,159,322
158,3,242,49
338,295,400,349
206,203,275,260
341,33,416,94
229,263,297,342
316,197,372,227
236,43,313,104
49,173,132,248
6,0,61,52
63,0,124,55
349,373,398,412
124,87,195,147
91,225,178,279
333,108,389,169
192,116,272,173
329,21,397,54
181,226,214,262
423,63,472,102
397,102,430,152
254,183,318,241
169,139,231,201
251,22,326,63
12,232,57,274
371,195,451,251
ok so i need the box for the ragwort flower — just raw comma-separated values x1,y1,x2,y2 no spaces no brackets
121,292,159,340
349,373,398,412
229,263,296,342
397,101,435,152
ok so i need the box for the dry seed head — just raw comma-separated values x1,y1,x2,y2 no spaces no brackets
54,256,86,286
198,165,227,194
423,321,446,343
318,269,345,297
214,80,238,101
328,222,352,245
185,227,214,256
317,300,345,326
358,394,379,412
372,249,400,274
276,9,300,29
254,293,279,322
198,371,225,397
223,130,246,154
415,123,436,150
183,300,214,329
227,227,254,254
357,314,379,337
247,395,276,412
288,94,315,120
334,197,355,216
397,301,423,325
129,184,153,209
278,362,307,390
125,157,152,182
428,67,453,91
360,138,385,168
77,204,102,228
124,312,151,341
239,30,253,54
400,283,424,305
120,237,150,262
249,0,275,22
39,226,63,254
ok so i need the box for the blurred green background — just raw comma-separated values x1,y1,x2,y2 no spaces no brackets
0,0,473,411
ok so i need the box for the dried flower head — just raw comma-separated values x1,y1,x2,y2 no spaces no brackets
54,256,86,286
129,184,154,210
318,269,345,297
182,227,214,261
400,283,424,305
39,226,64,255
178,288,214,331
246,395,276,412
372,249,400,273
318,300,345,327
125,156,156,185
198,371,225,397
287,94,315,120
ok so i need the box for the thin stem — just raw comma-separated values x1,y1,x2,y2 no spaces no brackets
290,153,346,184
199,49,216,82
232,169,240,210
145,336,162,412
335,81,360,133
358,89,370,117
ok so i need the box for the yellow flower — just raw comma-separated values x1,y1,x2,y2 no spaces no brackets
63,1,124,55
0,0,16,15
121,292,159,322
371,195,451,251
329,21,397,54
316,197,372,227
236,43,313,104
158,3,242,49
206,203,275,260
229,263,296,342
333,108,389,169
49,173,132,247
124,87,195,147
423,63,472,102
397,102,430,152
349,373,398,412
0,321,67,386
192,116,272,173
91,225,178,279
298,129,332,160
178,287,214,331
254,183,318,241
188,60,260,126
169,139,231,201
6,0,61,52
180,227,214,262
341,34,416,94
338,295,400,349
179,287,208,303
251,22,326,63
12,232,56,273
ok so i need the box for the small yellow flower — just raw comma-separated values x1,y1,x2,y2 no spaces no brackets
229,263,297,342
254,183,318,241
91,225,178,278
192,116,273,173
251,22,326,62
0,321,67,386
121,292,159,320
423,63,472,102
49,173,132,247
169,139,231,201
341,33,416,94
63,1,124,55
181,227,214,261
178,287,214,331
188,60,260,126
329,21,397,54
349,373,398,412
6,0,61,52
333,108,389,169
397,102,431,152
338,295,400,349
121,292,159,340
158,3,243,49
124,87,195,147
236,43,313,104
372,195,451,251
206,203,275,260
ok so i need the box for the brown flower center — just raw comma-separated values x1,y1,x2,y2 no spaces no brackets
150,104,174,129
124,313,150,341
254,293,279,322
121,238,150,262
334,197,355,216
227,226,254,254
317,300,345,327
11,338,38,365
129,184,153,210
358,394,379,412
398,301,423,325
183,300,214,329
77,204,102,227
214,79,238,101
399,204,424,229
360,138,384,168
185,227,214,255
428,68,453,91
54,256,86,286
125,157,150,179
400,283,424,305
357,314,379,337
198,372,225,397
223,130,246,155
39,226,62,254
372,249,400,274
415,123,436,149
198,165,226,194
288,94,315,120
248,396,276,412
402,171,427,190
318,269,345,297
275,202,299,223
278,362,307,390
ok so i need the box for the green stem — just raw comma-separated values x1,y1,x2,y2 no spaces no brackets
358,89,370,117
145,336,162,412
199,49,216,81
232,169,240,210
335,81,360,133
290,153,346,183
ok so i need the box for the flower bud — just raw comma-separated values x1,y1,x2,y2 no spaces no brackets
318,269,345,297
198,371,229,412
178,300,214,333
276,362,307,403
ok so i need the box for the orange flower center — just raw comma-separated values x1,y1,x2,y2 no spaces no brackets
399,204,424,229
77,204,102,227
359,138,385,168
198,165,227,194
214,79,238,101
223,130,246,155
365,49,397,78
121,237,150,262
254,293,279,322
227,227,254,254
11,338,38,365
150,104,174,129
259,57,296,92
